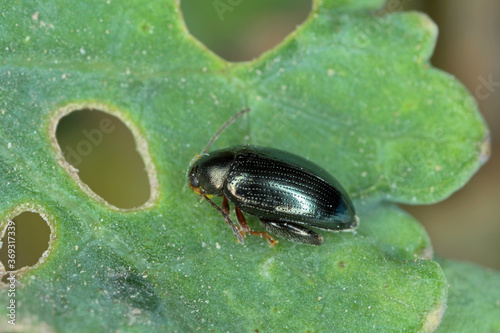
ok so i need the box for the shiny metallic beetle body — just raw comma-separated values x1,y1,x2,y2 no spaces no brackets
189,145,358,246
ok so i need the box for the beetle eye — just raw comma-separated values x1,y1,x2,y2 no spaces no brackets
189,166,200,188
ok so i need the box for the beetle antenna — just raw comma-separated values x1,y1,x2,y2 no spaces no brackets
203,195,245,244
200,108,250,155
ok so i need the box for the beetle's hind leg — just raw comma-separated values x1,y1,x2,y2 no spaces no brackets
234,207,277,247
259,219,323,246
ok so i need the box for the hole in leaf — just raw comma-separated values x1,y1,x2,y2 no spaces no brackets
55,109,151,209
180,0,312,62
0,212,51,283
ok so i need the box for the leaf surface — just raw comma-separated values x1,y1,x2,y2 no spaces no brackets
0,0,489,331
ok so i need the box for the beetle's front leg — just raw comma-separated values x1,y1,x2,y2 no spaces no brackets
223,195,245,240
222,195,230,215
202,195,245,244
235,207,277,247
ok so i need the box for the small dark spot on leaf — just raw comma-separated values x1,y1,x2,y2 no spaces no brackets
140,23,151,33
110,270,160,311
339,261,346,268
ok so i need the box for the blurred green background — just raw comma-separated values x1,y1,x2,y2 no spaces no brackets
2,0,499,273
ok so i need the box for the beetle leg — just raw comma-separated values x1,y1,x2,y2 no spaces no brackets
202,195,245,244
259,219,323,246
222,195,230,215
235,207,277,247
222,195,246,240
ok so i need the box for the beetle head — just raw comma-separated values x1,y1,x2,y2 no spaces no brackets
188,149,235,196
188,163,202,194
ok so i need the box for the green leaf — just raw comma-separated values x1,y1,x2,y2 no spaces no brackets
436,259,500,332
319,0,386,11
0,0,490,331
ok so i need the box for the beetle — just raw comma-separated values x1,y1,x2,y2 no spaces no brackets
188,108,358,246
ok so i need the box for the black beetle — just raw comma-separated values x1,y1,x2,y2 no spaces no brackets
188,109,358,246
